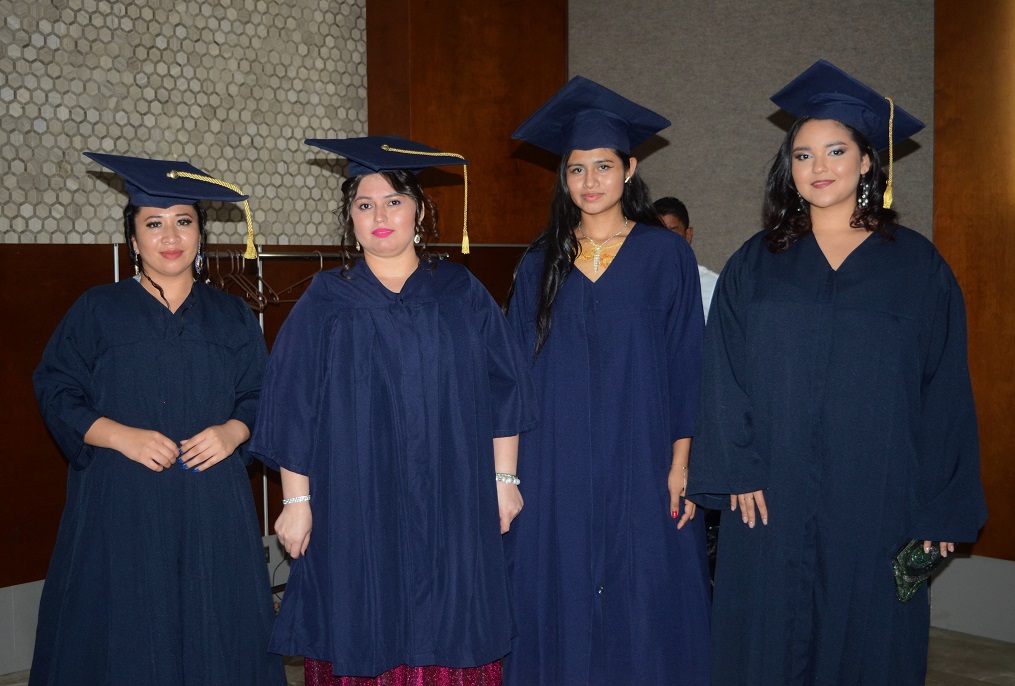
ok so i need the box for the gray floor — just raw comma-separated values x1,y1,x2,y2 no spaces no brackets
927,629,1015,685
2,628,1013,685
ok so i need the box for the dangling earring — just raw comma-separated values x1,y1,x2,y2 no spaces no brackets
858,179,870,209
194,250,204,275
355,240,360,251
624,176,631,184
795,190,805,212
413,232,421,245
133,262,139,276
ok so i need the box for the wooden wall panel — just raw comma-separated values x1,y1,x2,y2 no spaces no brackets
0,245,116,587
366,0,568,246
934,1,1015,560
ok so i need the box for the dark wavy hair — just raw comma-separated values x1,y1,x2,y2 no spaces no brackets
504,149,661,357
337,170,439,275
763,117,898,253
123,201,207,307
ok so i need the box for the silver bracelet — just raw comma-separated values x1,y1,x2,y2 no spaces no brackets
495,473,521,486
282,495,311,505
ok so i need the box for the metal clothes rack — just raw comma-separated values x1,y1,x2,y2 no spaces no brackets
254,250,345,260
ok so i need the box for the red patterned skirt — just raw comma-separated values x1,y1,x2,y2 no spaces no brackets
304,658,502,686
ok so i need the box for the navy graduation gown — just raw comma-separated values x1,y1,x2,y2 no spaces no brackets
687,227,987,685
503,224,711,686
31,279,283,686
249,259,537,677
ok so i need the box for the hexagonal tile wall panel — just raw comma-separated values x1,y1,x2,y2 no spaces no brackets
2,0,368,245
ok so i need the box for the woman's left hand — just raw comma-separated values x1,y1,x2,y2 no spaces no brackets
924,540,955,558
731,490,768,528
668,463,696,529
179,419,249,471
497,482,524,534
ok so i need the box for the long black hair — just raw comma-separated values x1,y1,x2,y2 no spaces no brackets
336,170,439,276
504,149,661,357
763,117,898,253
123,201,207,307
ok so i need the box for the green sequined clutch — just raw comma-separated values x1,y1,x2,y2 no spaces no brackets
892,539,944,602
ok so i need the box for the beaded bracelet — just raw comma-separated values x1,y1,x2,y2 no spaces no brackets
495,473,521,486
282,495,311,505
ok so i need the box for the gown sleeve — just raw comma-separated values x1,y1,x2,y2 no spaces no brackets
687,247,767,509
471,274,538,437
248,284,327,474
666,236,705,442
229,301,269,466
33,292,104,471
909,258,987,542
504,251,538,360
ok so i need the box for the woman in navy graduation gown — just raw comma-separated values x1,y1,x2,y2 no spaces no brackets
249,137,537,685
502,77,710,685
687,61,988,685
31,154,284,685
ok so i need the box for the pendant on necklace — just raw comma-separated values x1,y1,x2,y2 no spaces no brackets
578,217,628,275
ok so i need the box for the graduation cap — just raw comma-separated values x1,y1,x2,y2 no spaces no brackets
84,152,258,258
306,135,473,253
770,59,925,208
511,75,671,155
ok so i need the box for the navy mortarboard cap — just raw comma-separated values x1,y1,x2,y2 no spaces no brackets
770,60,924,152
771,60,925,208
84,152,257,258
305,135,473,253
305,135,468,176
512,76,671,155
83,152,249,206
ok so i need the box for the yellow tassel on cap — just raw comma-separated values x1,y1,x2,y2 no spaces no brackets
883,96,895,209
380,144,470,254
167,170,258,259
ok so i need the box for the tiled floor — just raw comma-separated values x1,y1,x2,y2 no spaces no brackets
284,656,304,686
2,628,1013,685
927,629,1015,685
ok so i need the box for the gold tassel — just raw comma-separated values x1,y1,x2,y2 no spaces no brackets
167,170,257,259
883,97,895,209
380,144,469,254
241,199,257,259
461,163,469,254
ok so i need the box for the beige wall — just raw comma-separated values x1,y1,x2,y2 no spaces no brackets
569,0,934,272
2,0,368,246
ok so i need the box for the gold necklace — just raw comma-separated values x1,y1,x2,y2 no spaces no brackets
577,218,628,273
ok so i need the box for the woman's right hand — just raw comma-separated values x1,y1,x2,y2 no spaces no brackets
115,427,179,471
731,490,768,528
497,482,524,533
85,418,178,471
275,502,312,559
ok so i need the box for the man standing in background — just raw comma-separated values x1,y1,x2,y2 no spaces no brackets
655,196,719,320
